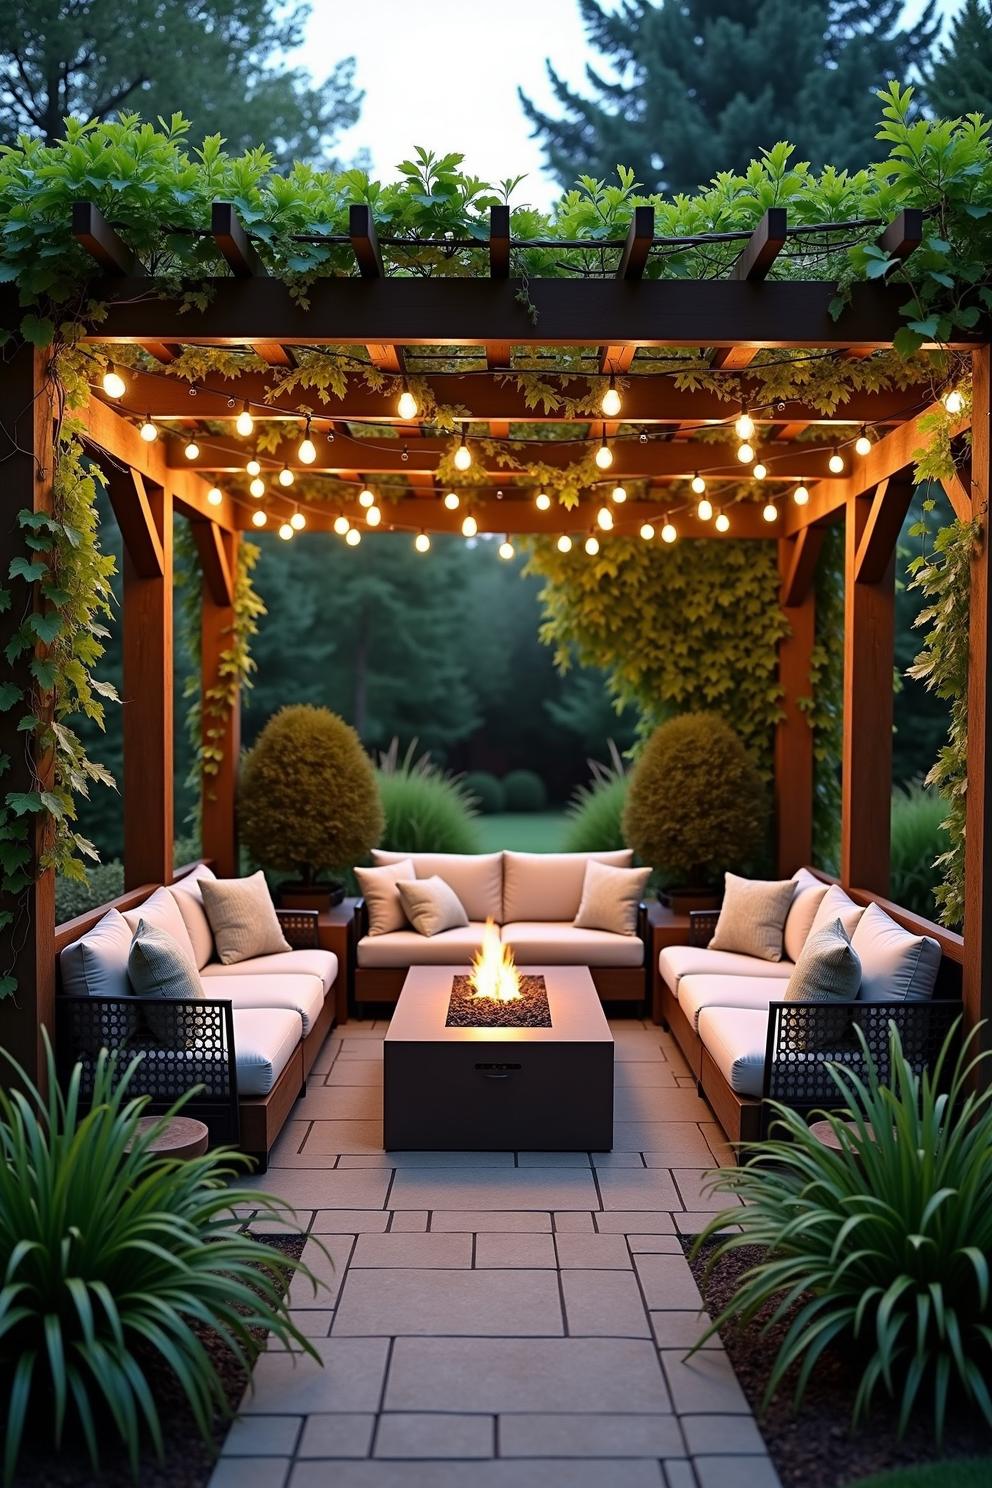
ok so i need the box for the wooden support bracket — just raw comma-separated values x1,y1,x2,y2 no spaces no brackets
942,467,973,523
103,466,165,577
191,519,234,607
854,476,915,585
780,525,824,607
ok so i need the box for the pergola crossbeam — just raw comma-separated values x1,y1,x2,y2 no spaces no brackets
211,202,294,367
600,206,654,375
350,204,405,375
72,201,138,276
712,210,789,370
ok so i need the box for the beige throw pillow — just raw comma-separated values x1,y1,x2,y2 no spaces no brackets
783,868,829,963
396,876,469,936
199,871,291,966
808,884,865,942
709,872,795,962
574,859,651,936
355,858,415,936
785,918,862,1004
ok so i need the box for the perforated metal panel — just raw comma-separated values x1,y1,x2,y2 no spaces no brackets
275,909,321,949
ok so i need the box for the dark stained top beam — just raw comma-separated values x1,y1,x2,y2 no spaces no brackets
879,208,924,262
72,201,137,276
212,202,264,278
618,206,654,281
350,204,385,278
730,208,788,282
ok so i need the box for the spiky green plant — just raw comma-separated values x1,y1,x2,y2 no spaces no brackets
375,738,480,855
889,783,950,921
693,1021,992,1441
0,1038,320,1485
563,744,629,852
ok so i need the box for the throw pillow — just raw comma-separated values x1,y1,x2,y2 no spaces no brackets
199,871,292,966
127,918,203,1041
808,884,865,942
708,873,796,962
783,868,829,963
574,859,651,936
851,902,941,1003
785,918,862,1003
168,863,217,970
355,858,415,936
396,876,469,936
59,907,132,999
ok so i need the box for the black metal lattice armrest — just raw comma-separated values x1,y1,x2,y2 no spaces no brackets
688,909,719,947
276,907,321,949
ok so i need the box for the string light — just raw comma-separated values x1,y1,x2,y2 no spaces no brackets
639,522,655,541
333,514,350,536
184,439,200,461
828,447,845,475
595,430,614,470
206,486,223,507
696,497,713,522
443,491,460,510
251,509,267,528
763,501,778,523
415,531,431,553
611,485,627,504
585,534,600,556
461,513,478,538
249,476,265,499
290,511,306,531
661,518,677,544
601,374,622,417
397,381,419,420
278,465,295,488
737,441,754,464
358,486,375,507
366,505,382,527
139,417,157,443
735,409,755,441
597,506,614,531
691,473,706,496
102,364,126,399
943,388,964,416
278,522,293,541
715,511,730,533
235,402,254,437
498,539,515,560
855,427,873,457
454,424,473,471
298,417,317,465
556,534,573,553
535,492,552,511
793,484,810,506
346,527,362,546
246,457,262,478
752,462,767,481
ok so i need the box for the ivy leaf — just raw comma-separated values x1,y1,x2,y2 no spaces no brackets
0,683,20,709
4,791,45,816
907,317,940,339
19,312,54,346
0,975,16,1000
8,556,46,582
26,612,62,644
29,658,57,689
893,326,924,359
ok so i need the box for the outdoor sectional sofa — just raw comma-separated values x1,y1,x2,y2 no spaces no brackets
55,863,339,1168
353,849,650,1011
655,870,963,1142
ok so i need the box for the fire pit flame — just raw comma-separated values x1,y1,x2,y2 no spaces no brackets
469,919,521,1003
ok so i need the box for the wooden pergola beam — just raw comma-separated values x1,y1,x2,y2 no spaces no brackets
713,209,789,370
775,529,818,873
601,206,654,374
779,524,824,607
942,467,973,523
191,519,235,606
102,466,165,577
964,345,992,1034
486,205,512,368
211,202,293,368
72,200,137,276
879,208,924,261
349,204,405,375
854,475,915,584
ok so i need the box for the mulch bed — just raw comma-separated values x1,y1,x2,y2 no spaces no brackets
12,1231,307,1488
687,1239,992,1488
446,973,552,1027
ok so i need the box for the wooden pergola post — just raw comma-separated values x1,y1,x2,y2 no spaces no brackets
775,530,822,872
0,345,56,1079
196,523,240,877
964,346,992,1030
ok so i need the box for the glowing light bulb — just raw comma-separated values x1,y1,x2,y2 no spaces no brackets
793,484,810,506
556,534,573,553
661,521,677,544
346,527,362,546
102,365,126,399
461,513,478,538
735,410,755,441
298,419,317,465
855,428,872,457
697,497,713,522
443,491,460,510
398,384,419,420
828,449,845,475
415,531,431,553
139,418,157,443
246,457,261,477
715,511,730,532
737,441,754,464
597,506,614,531
251,509,267,528
358,486,375,507
290,511,306,531
278,522,293,541
752,462,767,481
691,473,706,496
763,501,778,523
639,522,655,541
249,476,266,499
278,465,295,487
207,486,223,507
333,514,350,536
535,492,551,511
601,376,622,417
453,430,472,471
184,440,200,461
585,534,600,556
366,505,382,527
498,540,515,560
943,388,964,416
235,403,254,437
611,485,627,504
595,438,613,470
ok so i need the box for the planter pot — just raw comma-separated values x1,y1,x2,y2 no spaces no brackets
278,880,345,912
657,886,721,914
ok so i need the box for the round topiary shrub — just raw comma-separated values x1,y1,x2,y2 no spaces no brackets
622,712,766,885
502,769,548,813
462,771,506,815
240,705,382,883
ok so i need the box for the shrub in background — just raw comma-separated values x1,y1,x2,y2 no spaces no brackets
0,1039,318,1486
55,859,125,924
563,745,629,852
376,739,480,855
694,1021,992,1441
890,783,949,920
502,769,548,813
623,712,766,884
463,770,506,815
240,705,382,882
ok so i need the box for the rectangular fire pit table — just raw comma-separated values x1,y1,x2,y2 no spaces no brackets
383,965,614,1150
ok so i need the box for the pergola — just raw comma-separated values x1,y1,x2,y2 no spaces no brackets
0,199,985,1084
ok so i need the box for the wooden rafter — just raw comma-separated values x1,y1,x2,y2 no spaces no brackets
487,204,512,369
350,203,405,376
211,201,294,368
600,206,654,375
846,211,924,360
72,200,137,276
713,210,789,371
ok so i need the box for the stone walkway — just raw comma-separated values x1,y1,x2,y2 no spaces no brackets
211,1018,780,1488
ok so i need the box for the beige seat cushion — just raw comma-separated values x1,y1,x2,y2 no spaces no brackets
357,923,489,968
809,884,865,942
372,851,503,922
207,972,324,1037
168,863,217,969
123,886,199,968
678,974,789,1032
355,858,414,936
503,850,633,924
397,876,469,936
200,871,292,965
783,868,829,963
501,922,644,967
658,944,794,993
231,1007,301,1096
697,1006,768,1098
201,948,338,996
851,902,941,1003
574,859,651,936
709,872,795,962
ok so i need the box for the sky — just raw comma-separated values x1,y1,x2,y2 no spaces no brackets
301,0,964,208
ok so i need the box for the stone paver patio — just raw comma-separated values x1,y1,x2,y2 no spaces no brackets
214,1018,779,1488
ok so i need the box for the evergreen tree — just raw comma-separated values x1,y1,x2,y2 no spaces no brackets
0,0,362,167
924,0,992,119
521,0,939,196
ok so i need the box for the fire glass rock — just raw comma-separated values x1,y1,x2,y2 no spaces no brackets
446,974,552,1028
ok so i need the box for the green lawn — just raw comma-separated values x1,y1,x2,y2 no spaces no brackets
475,812,569,852
849,1462,992,1488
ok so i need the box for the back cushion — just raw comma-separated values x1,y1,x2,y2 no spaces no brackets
168,863,217,970
372,851,503,922
851,901,941,1003
783,868,829,963
503,850,633,924
123,886,198,967
808,884,865,943
59,907,132,998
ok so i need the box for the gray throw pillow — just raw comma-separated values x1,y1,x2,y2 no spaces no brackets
396,876,469,936
128,918,203,1042
785,918,862,1004
708,872,796,962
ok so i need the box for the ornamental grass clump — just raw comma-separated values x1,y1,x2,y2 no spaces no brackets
376,738,480,854
693,1021,992,1441
0,1039,319,1485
